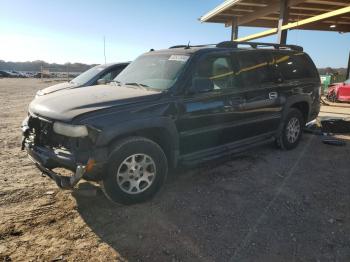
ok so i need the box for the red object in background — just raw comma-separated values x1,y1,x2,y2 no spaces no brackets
327,79,350,102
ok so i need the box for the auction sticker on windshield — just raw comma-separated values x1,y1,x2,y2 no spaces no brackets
168,55,189,62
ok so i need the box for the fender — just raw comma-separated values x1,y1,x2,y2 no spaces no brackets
277,94,312,135
95,116,179,163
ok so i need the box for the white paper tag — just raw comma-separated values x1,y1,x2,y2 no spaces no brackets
168,55,189,62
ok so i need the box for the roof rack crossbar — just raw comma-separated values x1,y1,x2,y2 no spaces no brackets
169,44,215,49
216,41,303,52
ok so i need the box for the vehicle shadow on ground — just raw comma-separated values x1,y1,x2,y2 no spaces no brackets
71,136,350,261
71,143,284,261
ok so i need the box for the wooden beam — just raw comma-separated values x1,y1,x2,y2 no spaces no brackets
282,6,350,29
235,29,279,41
305,0,350,7
236,0,306,25
226,8,255,12
278,0,290,44
347,50,350,79
236,2,267,7
245,19,350,31
200,0,243,22
231,17,239,40
235,5,350,41
290,6,334,12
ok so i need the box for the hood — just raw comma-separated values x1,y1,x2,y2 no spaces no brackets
37,81,78,96
29,84,161,121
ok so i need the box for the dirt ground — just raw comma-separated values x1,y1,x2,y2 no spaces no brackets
1,78,350,261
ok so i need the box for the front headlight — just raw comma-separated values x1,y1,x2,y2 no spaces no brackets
53,122,88,137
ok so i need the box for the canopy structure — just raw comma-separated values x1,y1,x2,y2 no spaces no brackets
200,0,350,77
200,0,350,41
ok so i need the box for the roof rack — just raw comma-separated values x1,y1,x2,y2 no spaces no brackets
169,44,215,49
216,41,303,52
169,45,188,49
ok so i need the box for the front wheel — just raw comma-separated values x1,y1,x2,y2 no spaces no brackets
276,108,304,150
100,137,168,205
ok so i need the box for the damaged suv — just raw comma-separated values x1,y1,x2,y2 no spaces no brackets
22,41,320,204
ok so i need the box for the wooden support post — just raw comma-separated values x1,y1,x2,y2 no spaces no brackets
347,50,350,80
231,17,238,41
277,0,289,44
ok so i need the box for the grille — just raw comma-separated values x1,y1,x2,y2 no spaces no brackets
27,116,71,149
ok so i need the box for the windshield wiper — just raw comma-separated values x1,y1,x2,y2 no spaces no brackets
110,80,122,86
125,82,149,88
124,82,156,91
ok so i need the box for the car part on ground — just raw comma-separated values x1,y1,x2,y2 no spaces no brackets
320,118,350,134
322,137,346,146
305,117,350,134
304,117,349,146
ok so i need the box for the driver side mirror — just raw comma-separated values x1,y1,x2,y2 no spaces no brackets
97,79,108,85
190,77,214,94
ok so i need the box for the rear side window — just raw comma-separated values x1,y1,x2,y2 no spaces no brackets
235,52,275,88
194,54,236,90
273,52,318,80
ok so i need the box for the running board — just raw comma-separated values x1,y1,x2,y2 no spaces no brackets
180,136,275,166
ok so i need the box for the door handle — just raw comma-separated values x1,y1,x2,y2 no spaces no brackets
269,92,278,99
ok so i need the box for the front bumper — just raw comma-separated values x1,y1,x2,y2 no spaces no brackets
22,115,108,188
24,141,86,189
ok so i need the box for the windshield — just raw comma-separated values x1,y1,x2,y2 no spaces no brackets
71,65,103,85
114,53,190,90
344,79,350,84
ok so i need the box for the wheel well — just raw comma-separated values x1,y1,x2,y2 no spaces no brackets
109,128,175,167
291,102,309,122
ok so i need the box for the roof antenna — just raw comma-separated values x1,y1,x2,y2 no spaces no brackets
185,41,191,49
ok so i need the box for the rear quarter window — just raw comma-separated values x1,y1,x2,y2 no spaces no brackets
273,52,318,81
235,51,276,88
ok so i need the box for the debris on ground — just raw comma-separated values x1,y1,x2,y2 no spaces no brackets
304,120,323,135
305,117,349,146
320,117,350,134
322,137,346,146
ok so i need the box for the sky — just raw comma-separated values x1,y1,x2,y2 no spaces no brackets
0,0,349,67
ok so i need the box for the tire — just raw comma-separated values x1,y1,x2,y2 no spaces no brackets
327,91,337,103
276,108,304,150
100,137,168,205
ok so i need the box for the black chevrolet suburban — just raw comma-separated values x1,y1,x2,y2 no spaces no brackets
22,41,320,204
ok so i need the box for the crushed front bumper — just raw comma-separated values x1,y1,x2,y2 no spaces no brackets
21,115,108,188
25,141,86,189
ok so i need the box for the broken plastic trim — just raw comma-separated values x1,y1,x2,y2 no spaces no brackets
29,153,86,189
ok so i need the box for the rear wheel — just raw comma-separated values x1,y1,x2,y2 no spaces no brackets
100,137,168,205
276,108,304,150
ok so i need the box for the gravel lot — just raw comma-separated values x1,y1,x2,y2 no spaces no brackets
1,78,350,261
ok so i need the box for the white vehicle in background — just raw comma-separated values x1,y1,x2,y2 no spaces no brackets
36,62,129,96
